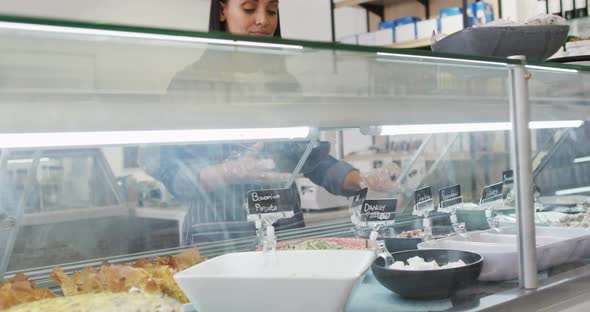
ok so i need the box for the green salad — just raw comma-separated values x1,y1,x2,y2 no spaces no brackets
283,239,346,250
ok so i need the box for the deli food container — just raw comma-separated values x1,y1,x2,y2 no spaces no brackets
380,225,455,253
372,249,483,299
418,226,590,281
174,250,375,312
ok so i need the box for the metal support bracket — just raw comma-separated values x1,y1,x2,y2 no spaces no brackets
360,4,384,20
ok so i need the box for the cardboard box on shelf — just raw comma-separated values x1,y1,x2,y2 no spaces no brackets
357,31,377,46
377,16,420,44
395,23,417,43
339,34,358,45
417,19,438,40
374,28,395,46
440,14,464,35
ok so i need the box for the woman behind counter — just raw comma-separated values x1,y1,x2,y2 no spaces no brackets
140,0,399,245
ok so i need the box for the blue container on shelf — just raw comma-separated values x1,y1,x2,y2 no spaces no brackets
378,16,421,44
439,6,463,17
439,2,494,29
395,16,421,25
378,16,421,30
470,1,494,26
378,20,397,30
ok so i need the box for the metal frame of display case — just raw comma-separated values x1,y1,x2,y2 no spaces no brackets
0,14,588,309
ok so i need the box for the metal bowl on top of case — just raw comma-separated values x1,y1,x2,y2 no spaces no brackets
432,25,570,61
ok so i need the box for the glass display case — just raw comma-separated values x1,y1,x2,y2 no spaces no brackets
0,15,589,311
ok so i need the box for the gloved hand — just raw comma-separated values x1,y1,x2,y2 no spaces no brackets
217,143,291,185
360,162,401,192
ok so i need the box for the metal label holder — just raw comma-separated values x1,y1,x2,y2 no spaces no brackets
439,196,467,235
480,193,504,231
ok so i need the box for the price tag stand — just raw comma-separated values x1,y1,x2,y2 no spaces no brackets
438,184,466,236
359,209,396,250
533,185,544,212
502,170,515,207
479,182,504,232
413,186,436,243
439,196,467,236
246,189,294,253
350,188,368,238
352,196,397,266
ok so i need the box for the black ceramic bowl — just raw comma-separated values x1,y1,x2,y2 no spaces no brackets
380,225,455,253
372,249,483,299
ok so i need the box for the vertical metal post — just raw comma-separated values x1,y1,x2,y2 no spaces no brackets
337,130,345,160
508,55,538,289
330,0,336,42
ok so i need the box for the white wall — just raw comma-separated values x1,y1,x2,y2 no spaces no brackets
280,0,333,41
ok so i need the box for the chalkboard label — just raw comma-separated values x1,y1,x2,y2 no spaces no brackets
415,186,433,205
247,189,293,215
481,182,504,203
360,199,397,223
439,184,462,209
414,186,435,215
351,188,368,211
503,170,514,185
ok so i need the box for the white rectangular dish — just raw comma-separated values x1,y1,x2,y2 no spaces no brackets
174,250,375,312
418,227,590,281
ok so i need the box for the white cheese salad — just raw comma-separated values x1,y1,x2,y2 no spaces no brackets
388,256,466,271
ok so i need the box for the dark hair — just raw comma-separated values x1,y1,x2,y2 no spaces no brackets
209,0,282,37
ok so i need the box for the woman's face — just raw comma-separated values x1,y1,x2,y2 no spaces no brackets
220,0,279,36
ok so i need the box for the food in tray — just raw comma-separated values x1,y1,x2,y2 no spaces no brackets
5,292,182,312
559,213,590,228
567,35,590,43
1,248,204,310
382,229,454,240
50,248,205,304
277,237,368,250
282,239,346,250
388,256,467,271
0,272,58,309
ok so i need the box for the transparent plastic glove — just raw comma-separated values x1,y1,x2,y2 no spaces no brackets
526,14,566,26
360,162,401,192
218,143,291,185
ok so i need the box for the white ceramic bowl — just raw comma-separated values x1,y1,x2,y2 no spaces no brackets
174,250,375,312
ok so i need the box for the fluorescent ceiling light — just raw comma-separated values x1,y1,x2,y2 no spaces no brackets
555,186,590,196
574,156,590,164
379,122,508,135
0,127,311,149
525,65,578,74
376,52,507,67
529,120,584,129
7,158,51,164
0,21,303,50
374,120,583,136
